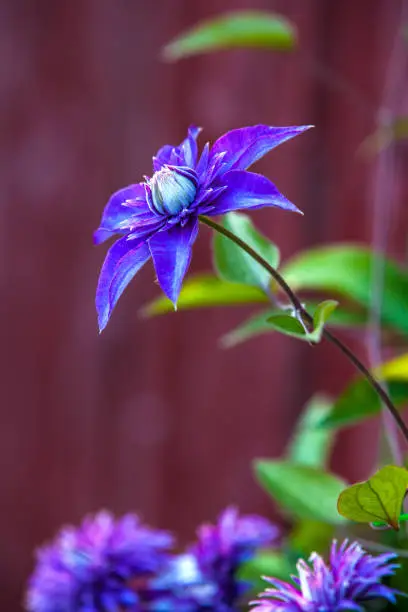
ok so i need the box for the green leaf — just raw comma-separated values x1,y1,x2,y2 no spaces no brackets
265,312,308,339
376,353,408,380
214,212,280,289
162,11,295,61
221,310,281,348
287,395,334,469
319,378,408,430
337,483,376,523
281,245,408,335
265,300,338,344
289,520,334,557
309,300,338,342
238,550,292,591
221,303,367,348
337,465,408,530
254,460,347,524
142,274,268,316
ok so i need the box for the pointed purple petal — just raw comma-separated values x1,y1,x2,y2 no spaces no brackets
153,145,175,171
180,125,202,167
120,213,166,239
337,601,363,611
153,126,201,171
96,237,151,331
210,125,313,173
206,170,302,215
153,145,186,169
195,142,210,177
194,185,227,208
204,152,228,185
94,227,124,245
148,219,198,305
94,184,149,244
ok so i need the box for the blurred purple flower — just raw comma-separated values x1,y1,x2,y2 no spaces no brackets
190,506,279,610
94,124,311,330
26,510,174,612
251,539,400,612
150,553,218,611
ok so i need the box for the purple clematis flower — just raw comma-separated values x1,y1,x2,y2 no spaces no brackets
251,539,400,612
26,510,174,612
190,506,279,610
149,507,278,611
94,124,311,330
150,553,218,610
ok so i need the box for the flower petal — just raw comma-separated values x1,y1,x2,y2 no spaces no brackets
125,216,166,239
194,185,227,208
180,125,202,167
195,142,210,177
94,184,149,244
153,145,175,171
209,125,313,173
96,237,151,331
204,170,302,215
153,126,201,171
149,219,198,305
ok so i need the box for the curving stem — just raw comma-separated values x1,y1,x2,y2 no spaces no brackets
199,214,408,444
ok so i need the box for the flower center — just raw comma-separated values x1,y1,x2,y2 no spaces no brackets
149,165,198,215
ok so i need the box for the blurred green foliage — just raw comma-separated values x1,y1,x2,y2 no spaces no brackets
157,7,408,602
163,11,295,61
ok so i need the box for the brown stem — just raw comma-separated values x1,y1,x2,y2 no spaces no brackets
199,214,408,443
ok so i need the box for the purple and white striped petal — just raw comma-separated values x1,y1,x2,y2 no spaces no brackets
149,218,198,306
96,237,151,331
153,126,201,171
153,145,175,172
94,184,150,245
206,170,301,216
179,125,202,167
153,145,187,170
195,142,210,177
210,125,313,174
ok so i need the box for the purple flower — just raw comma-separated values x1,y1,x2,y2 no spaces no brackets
150,553,217,611
26,510,174,612
251,539,400,611
190,506,279,610
94,124,311,330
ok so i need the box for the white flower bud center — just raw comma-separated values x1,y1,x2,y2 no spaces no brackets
150,166,197,215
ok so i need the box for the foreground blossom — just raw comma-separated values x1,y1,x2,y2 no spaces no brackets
251,539,399,611
26,511,173,612
94,124,311,330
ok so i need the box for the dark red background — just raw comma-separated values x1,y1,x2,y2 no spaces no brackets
1,0,408,609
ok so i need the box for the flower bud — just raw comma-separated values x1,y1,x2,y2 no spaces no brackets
150,165,197,215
